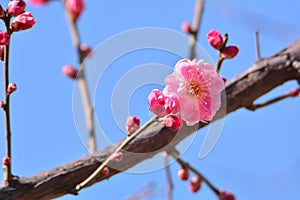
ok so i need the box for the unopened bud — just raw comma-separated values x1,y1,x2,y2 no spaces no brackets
80,44,92,58
188,176,202,193
177,167,189,181
206,29,223,50
289,88,300,97
0,31,10,45
101,167,110,176
112,152,123,162
218,190,236,200
62,65,77,79
7,83,17,94
7,0,26,17
2,157,10,166
126,116,140,136
181,22,193,34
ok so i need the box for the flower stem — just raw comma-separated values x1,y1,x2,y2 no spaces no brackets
75,116,158,193
169,150,219,196
3,16,12,183
62,0,97,153
216,33,228,73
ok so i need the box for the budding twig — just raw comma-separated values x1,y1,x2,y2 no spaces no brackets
75,116,159,193
62,0,97,153
169,150,219,196
3,16,12,183
216,33,228,73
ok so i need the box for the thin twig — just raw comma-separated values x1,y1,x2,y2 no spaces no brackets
62,0,97,153
75,116,159,193
189,0,205,60
255,29,261,60
3,16,12,183
246,92,292,111
163,151,173,200
169,150,219,196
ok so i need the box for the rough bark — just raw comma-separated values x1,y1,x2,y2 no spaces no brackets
1,39,300,200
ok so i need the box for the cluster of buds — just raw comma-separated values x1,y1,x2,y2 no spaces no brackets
0,0,36,35
148,89,182,131
177,167,202,193
206,29,239,59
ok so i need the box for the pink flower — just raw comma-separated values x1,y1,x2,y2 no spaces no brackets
206,29,223,50
28,0,49,6
0,31,10,45
0,5,5,19
288,88,300,97
11,12,36,32
164,115,182,131
221,45,239,59
165,59,225,125
7,0,26,17
177,167,189,181
126,116,140,136
218,190,236,200
66,0,85,22
0,45,5,60
62,65,77,79
188,176,202,193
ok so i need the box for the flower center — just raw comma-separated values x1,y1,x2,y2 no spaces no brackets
187,82,202,97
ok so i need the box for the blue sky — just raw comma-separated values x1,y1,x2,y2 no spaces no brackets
0,0,299,199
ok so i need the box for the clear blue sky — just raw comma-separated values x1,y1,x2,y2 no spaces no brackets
0,0,299,199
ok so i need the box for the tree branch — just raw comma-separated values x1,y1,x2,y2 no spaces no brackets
1,39,300,199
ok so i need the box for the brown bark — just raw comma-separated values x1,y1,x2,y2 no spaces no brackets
1,39,300,200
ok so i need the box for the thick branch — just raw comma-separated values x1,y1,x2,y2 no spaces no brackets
1,39,300,199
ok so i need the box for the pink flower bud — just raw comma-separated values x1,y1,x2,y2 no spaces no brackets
80,44,92,58
10,12,36,32
222,77,227,83
0,5,6,19
220,45,239,59
164,115,182,131
181,22,193,34
0,31,10,45
2,157,10,166
7,83,17,93
0,45,4,61
148,89,167,117
62,65,77,79
112,152,123,162
28,0,49,6
7,0,26,17
101,167,110,176
206,29,223,50
218,190,236,200
66,0,85,22
177,167,189,181
289,88,300,97
126,116,140,136
188,176,202,193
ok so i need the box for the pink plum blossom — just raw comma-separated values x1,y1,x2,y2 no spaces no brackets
28,0,49,6
165,59,225,125
66,0,85,22
11,12,36,32
206,29,223,50
7,0,26,17
0,31,10,45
